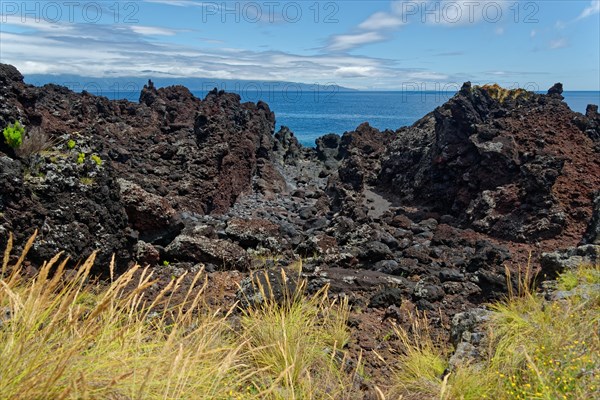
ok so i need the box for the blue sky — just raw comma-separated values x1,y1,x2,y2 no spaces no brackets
0,0,599,90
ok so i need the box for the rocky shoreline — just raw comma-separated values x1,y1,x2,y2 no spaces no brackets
1,63,599,389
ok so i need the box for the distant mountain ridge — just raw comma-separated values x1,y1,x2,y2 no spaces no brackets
24,74,357,100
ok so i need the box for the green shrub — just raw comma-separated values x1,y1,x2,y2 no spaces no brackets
3,121,24,148
91,154,102,166
76,152,85,164
67,139,76,150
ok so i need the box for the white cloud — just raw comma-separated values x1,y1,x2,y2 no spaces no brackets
393,0,509,26
327,32,386,52
334,66,376,78
130,26,177,36
1,15,75,33
1,23,436,88
406,71,449,80
326,0,512,52
549,38,568,49
358,12,405,30
576,0,600,20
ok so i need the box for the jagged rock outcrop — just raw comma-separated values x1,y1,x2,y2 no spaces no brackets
378,83,600,244
193,89,286,212
0,64,288,268
324,123,395,220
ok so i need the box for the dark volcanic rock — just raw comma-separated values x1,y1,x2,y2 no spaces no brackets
547,83,564,98
272,126,304,165
540,245,600,277
194,89,286,212
225,218,282,250
378,83,600,244
583,191,600,245
165,234,250,269
118,179,183,245
368,287,403,308
0,141,131,268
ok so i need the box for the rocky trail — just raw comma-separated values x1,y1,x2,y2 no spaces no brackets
1,63,599,394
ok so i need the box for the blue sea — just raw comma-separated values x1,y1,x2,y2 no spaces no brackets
111,90,600,147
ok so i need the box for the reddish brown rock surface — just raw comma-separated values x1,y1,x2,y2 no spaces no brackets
378,82,600,247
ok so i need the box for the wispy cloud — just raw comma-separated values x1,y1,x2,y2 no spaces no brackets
0,17,455,88
576,0,600,20
130,26,177,36
325,0,511,51
327,32,386,52
549,38,569,49
434,51,464,57
143,0,209,7
358,12,405,30
406,71,448,81
334,66,377,78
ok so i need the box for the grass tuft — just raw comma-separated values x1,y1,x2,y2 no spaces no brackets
386,262,600,400
0,235,356,399
239,268,354,399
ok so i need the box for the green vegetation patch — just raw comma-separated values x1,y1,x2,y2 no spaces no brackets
3,121,24,148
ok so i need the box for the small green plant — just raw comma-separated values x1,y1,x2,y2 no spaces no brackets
3,121,24,148
91,154,102,166
162,260,170,267
76,152,85,164
557,265,600,291
79,177,95,186
67,139,76,150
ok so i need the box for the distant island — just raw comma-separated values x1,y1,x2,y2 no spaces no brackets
25,73,357,100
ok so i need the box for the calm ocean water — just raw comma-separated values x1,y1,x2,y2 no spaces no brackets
110,90,600,147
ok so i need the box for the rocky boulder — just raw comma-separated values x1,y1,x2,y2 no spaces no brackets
540,245,600,277
165,234,250,270
0,137,131,268
118,179,183,245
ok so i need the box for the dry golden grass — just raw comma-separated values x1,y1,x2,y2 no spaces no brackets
385,263,600,400
480,84,531,103
239,268,354,399
2,233,597,399
0,232,355,400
